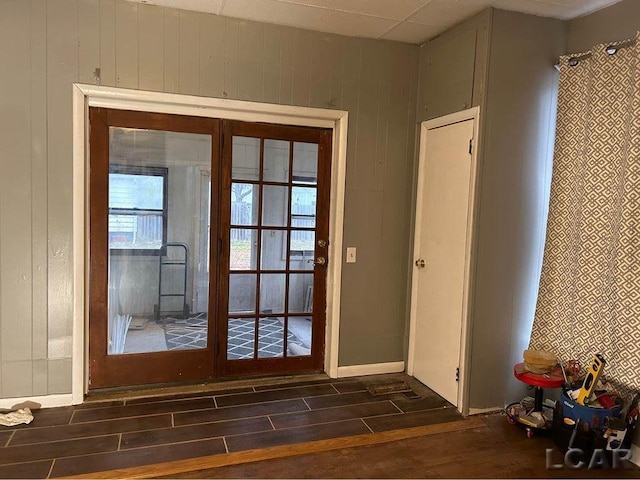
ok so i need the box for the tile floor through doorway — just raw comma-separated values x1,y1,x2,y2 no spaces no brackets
0,374,462,479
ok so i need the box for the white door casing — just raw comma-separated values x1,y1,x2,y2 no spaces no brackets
71,84,348,402
407,107,480,414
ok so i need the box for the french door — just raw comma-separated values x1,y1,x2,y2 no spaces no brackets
88,108,331,389
218,121,331,376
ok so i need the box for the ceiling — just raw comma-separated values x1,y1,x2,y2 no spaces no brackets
130,0,621,45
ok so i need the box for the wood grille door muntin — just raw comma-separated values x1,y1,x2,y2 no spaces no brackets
218,120,332,376
88,108,221,389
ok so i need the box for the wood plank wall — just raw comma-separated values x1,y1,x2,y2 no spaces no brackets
0,0,419,398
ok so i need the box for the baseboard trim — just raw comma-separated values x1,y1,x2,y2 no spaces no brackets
336,361,405,378
468,406,503,416
0,393,73,410
630,443,640,468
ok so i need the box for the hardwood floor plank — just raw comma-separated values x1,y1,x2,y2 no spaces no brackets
225,419,371,452
363,407,462,432
125,387,252,405
0,460,53,479
50,438,227,478
174,399,309,427
9,414,172,446
330,381,367,393
0,434,119,466
76,419,481,479
215,385,337,408
15,407,74,429
71,398,215,423
253,379,333,391
0,431,12,447
390,395,448,413
75,401,125,409
270,401,399,429
121,416,273,449
304,391,396,410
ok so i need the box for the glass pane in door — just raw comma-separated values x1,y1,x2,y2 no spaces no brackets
224,132,323,366
107,127,212,354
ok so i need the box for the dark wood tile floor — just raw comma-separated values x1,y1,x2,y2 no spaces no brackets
165,415,640,479
0,375,459,479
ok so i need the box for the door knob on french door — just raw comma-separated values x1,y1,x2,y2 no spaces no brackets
314,256,327,266
415,259,426,268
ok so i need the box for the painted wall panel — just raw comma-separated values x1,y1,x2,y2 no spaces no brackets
278,27,295,106
162,8,179,94
114,0,138,88
568,0,640,53
138,3,164,92
199,13,226,99
30,0,49,362
237,20,264,102
99,0,117,86
469,10,566,409
0,0,33,370
224,18,239,99
262,24,282,105
0,1,419,397
291,29,313,107
309,34,333,109
79,0,101,85
46,0,78,363
178,10,200,95
417,10,491,123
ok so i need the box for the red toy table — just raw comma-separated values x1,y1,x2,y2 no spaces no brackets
513,362,564,412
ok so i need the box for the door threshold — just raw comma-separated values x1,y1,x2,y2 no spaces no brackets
84,373,330,404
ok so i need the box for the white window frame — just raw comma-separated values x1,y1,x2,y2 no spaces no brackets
72,84,348,403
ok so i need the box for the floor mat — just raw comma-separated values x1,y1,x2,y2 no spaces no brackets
164,315,208,351
164,316,310,357
227,317,300,360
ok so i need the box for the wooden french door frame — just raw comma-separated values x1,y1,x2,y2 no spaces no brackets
217,120,332,377
88,108,221,389
74,84,348,401
88,108,332,389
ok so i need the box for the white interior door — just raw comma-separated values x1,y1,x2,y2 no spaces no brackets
411,117,475,407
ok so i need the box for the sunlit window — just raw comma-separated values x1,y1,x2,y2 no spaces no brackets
108,166,167,253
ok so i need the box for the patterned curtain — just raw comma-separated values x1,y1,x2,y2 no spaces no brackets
530,34,640,395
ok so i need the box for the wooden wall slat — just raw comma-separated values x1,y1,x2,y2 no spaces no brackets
262,24,281,105
290,29,312,107
46,0,79,367
30,0,50,364
163,7,180,94
199,14,226,98
138,3,164,92
79,0,100,84
115,0,138,88
0,0,33,375
99,0,117,86
178,10,200,95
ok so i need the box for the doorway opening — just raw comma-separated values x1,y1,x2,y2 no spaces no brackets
87,107,333,390
407,107,480,416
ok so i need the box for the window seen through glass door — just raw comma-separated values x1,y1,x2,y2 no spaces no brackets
107,127,212,356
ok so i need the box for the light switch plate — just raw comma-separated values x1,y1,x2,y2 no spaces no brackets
346,247,357,263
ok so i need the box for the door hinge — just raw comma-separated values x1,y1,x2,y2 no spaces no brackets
456,367,460,382
468,139,473,155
